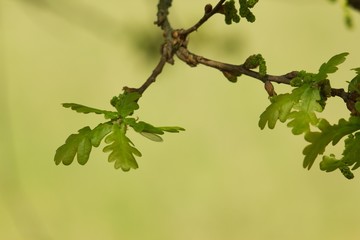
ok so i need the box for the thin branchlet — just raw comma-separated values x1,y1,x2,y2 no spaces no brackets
181,0,227,36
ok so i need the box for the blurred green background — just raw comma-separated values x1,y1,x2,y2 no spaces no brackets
1,0,360,239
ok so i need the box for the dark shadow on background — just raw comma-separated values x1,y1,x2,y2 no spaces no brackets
18,0,125,43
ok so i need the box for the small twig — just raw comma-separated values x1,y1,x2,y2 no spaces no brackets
155,0,172,28
176,46,296,84
181,0,226,36
331,88,349,101
155,0,173,44
125,0,174,95
127,45,169,94
175,46,357,113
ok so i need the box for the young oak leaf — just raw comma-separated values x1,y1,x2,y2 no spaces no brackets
124,118,185,142
125,118,164,134
157,126,186,133
54,126,92,166
287,85,323,135
111,92,142,118
318,133,360,179
320,154,346,173
314,52,349,82
287,111,319,135
258,93,296,130
103,123,141,171
319,154,354,179
341,132,360,170
303,117,360,169
348,67,360,94
62,103,119,120
138,126,186,142
90,122,113,147
124,118,164,142
140,132,164,142
54,123,113,166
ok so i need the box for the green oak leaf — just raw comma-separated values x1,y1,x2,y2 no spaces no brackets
127,119,165,142
103,123,141,171
319,154,354,179
138,125,185,142
111,92,142,118
90,122,113,147
77,137,92,165
54,123,113,166
54,126,92,165
140,132,163,142
287,111,319,135
320,155,346,172
287,85,323,135
353,67,360,75
125,118,164,135
314,52,349,82
259,93,296,129
157,126,186,133
303,117,360,169
318,133,360,179
348,67,360,94
342,132,360,170
125,118,185,142
62,103,119,119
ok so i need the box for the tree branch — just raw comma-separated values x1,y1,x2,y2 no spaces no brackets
125,45,168,95
176,46,296,85
182,0,226,36
125,0,356,116
125,0,174,94
175,45,358,113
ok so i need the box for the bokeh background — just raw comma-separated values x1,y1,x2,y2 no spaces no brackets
1,0,360,239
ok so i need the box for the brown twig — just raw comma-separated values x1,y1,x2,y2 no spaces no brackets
131,44,169,95
125,0,174,94
181,0,226,36
176,46,297,84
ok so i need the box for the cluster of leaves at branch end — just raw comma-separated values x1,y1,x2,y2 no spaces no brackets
260,52,348,133
258,52,360,178
306,118,360,179
222,0,258,25
55,92,184,172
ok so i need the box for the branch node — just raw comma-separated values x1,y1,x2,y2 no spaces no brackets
176,47,198,67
